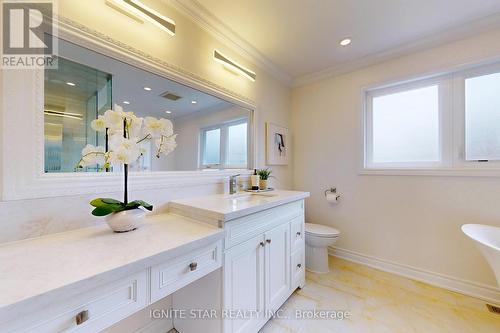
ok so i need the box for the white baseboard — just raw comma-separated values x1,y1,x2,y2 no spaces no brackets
328,246,500,304
135,319,174,333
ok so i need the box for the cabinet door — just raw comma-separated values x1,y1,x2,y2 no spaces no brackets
264,222,291,311
290,215,305,251
223,234,266,333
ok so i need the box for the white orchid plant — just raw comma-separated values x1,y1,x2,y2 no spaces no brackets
77,104,177,217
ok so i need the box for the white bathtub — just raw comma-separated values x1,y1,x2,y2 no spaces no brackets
462,224,500,286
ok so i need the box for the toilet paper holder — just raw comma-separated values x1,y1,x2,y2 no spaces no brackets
324,187,341,203
324,187,337,196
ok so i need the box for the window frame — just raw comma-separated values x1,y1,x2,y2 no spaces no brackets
362,61,500,176
452,62,500,170
365,75,452,170
199,118,249,169
200,125,223,169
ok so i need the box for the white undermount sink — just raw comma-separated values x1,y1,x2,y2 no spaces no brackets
462,224,500,286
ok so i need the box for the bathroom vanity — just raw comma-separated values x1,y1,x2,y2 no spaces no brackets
0,214,224,333
0,190,308,333
170,190,309,333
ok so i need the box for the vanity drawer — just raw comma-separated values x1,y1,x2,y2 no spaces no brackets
290,215,304,251
291,247,305,290
151,240,222,302
225,200,304,249
18,270,148,333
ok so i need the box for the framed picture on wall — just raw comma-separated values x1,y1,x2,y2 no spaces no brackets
266,122,289,165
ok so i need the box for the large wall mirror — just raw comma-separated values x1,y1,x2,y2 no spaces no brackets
44,38,253,173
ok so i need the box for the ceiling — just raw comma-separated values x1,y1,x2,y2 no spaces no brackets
195,0,500,81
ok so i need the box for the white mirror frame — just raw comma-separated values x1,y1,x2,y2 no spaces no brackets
0,16,256,200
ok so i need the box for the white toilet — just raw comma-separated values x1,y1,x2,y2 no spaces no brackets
305,223,340,273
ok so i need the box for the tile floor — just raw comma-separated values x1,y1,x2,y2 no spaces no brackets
259,257,500,333
169,257,499,332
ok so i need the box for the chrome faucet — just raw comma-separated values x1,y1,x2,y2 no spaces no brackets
229,174,240,194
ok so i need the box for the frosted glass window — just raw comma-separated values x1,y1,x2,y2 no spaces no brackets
227,122,247,166
203,128,221,165
465,72,500,161
372,85,440,163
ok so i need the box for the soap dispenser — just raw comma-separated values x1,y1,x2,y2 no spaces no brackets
251,169,260,190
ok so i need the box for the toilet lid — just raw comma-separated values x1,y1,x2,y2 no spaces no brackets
305,223,340,237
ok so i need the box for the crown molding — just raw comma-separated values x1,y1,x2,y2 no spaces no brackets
167,0,292,86
293,12,500,87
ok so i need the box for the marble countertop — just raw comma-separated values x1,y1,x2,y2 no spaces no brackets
169,190,310,223
0,214,223,319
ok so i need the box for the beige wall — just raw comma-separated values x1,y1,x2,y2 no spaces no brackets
291,27,500,288
0,0,292,243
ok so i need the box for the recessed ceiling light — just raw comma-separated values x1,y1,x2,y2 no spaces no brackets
66,82,76,86
339,38,352,46
123,101,130,105
143,86,152,91
165,110,172,114
191,100,197,104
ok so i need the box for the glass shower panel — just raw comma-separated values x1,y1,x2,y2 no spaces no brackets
44,57,112,172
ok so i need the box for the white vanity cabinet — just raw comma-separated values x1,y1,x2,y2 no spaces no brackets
151,241,222,302
221,199,305,333
0,215,224,333
223,234,266,333
9,271,149,333
223,222,293,333
264,222,291,312
170,192,309,333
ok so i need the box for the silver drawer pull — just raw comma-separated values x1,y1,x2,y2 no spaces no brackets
260,241,265,247
75,310,89,325
297,263,302,268
189,262,198,271
296,231,301,236
266,239,272,244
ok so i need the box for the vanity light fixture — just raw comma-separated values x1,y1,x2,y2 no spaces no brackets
66,82,76,86
123,101,130,105
44,109,83,120
339,38,352,46
143,86,152,91
213,49,256,82
106,0,175,36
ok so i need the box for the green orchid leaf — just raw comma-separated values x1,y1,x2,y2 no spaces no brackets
125,202,141,210
90,198,123,207
101,198,123,205
90,198,105,207
90,197,126,217
91,206,115,216
126,200,153,211
135,200,153,210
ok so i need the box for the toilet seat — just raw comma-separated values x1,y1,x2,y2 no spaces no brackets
305,223,340,238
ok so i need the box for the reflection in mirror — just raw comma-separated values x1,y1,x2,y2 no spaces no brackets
44,38,252,173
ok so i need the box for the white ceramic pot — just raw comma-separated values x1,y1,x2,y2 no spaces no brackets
105,208,145,233
259,179,268,190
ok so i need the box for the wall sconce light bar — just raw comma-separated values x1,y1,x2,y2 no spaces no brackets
106,0,175,35
44,110,83,120
214,50,256,82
